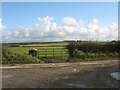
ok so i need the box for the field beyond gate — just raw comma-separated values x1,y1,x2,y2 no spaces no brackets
38,48,68,61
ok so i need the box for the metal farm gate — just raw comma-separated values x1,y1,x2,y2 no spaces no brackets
37,49,68,62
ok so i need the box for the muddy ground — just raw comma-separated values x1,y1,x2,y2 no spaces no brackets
1,60,119,88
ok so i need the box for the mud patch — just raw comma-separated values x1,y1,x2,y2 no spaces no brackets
2,74,13,79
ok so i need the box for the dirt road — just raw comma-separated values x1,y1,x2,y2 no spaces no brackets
2,60,119,88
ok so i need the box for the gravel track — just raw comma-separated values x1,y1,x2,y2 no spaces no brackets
2,60,119,88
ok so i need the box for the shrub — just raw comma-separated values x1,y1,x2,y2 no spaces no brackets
95,53,100,58
77,43,104,53
107,52,118,57
87,53,96,58
10,44,20,47
113,52,119,57
66,42,76,59
99,53,106,57
74,50,87,60
2,46,13,57
40,56,65,63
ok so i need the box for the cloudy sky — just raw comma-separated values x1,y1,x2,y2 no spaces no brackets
1,2,118,43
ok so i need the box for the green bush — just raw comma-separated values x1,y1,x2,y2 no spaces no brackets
77,43,104,53
94,53,100,58
74,50,87,60
10,44,20,47
2,46,13,57
106,52,118,57
87,53,96,58
99,53,106,57
40,56,66,63
113,52,119,57
66,42,76,59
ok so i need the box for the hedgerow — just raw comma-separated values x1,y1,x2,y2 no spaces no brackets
66,41,119,61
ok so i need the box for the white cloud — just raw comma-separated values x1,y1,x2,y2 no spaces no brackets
13,30,19,37
0,18,6,30
2,16,118,43
62,17,85,27
110,23,118,30
63,17,79,26
88,18,99,30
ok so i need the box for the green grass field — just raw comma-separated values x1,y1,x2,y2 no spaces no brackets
5,41,112,60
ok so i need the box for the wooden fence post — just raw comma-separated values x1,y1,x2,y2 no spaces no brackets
53,49,54,60
61,49,62,60
45,49,47,57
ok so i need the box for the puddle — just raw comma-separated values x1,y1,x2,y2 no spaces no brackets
68,83,84,88
64,83,85,88
2,74,13,79
110,72,120,80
